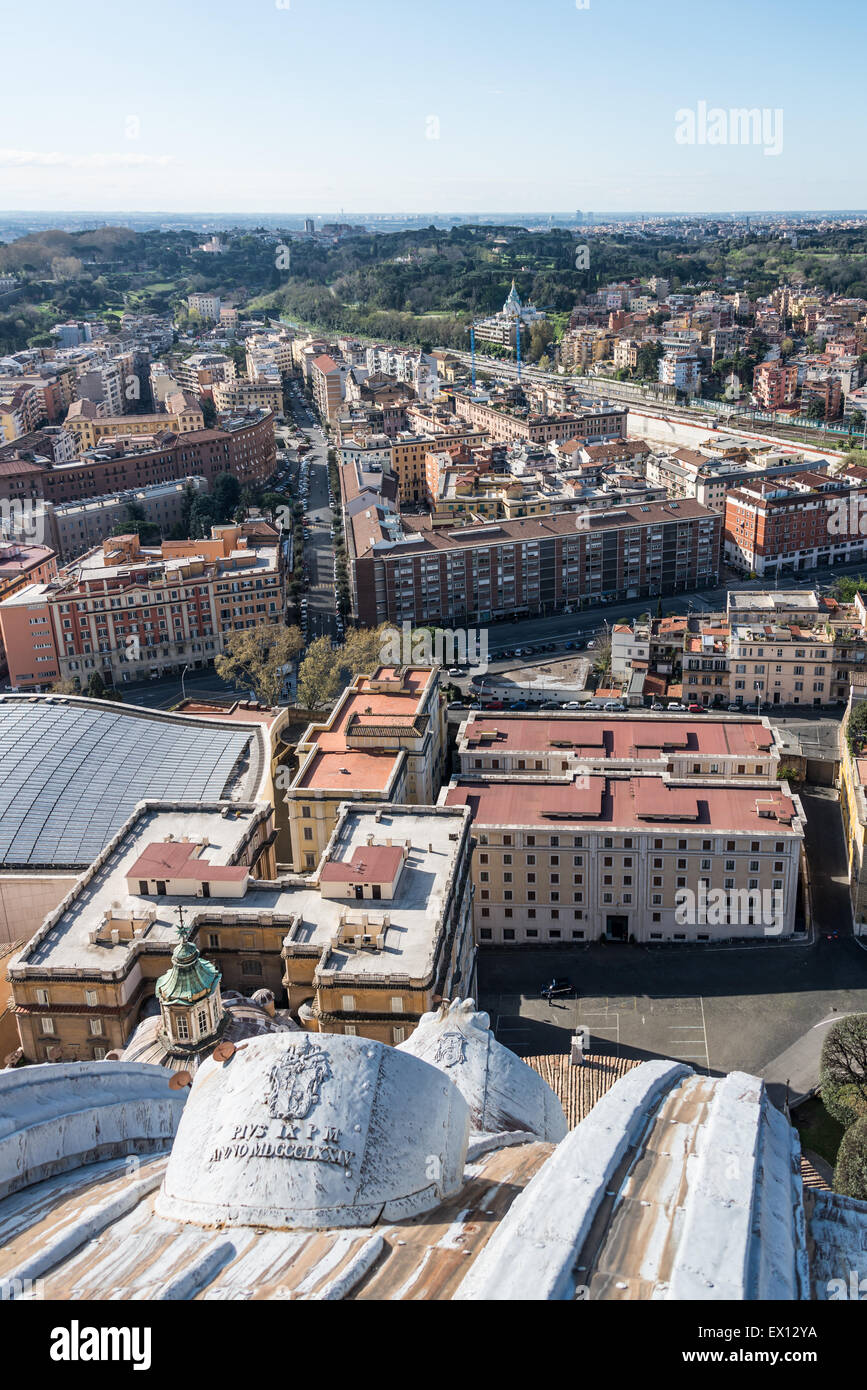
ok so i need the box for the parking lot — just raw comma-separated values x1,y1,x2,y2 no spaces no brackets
478,934,867,1088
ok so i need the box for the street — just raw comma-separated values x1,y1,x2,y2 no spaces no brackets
281,385,339,642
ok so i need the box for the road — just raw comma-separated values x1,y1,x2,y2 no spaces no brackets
282,385,339,643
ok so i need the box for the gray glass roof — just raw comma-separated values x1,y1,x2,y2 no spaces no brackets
0,700,256,868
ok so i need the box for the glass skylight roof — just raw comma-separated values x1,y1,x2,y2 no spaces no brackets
0,701,255,867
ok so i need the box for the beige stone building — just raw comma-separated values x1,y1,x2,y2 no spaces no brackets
442,772,804,945
286,666,447,870
8,799,474,1060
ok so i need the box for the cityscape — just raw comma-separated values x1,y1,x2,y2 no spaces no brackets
2,0,867,1352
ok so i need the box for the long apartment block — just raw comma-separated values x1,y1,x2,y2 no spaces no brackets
442,771,804,945
456,712,781,780
350,499,722,627
0,522,285,690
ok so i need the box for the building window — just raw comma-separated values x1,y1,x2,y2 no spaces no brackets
341,995,356,1011
36,988,50,1006
89,1019,104,1036
503,929,515,941
480,928,493,940
241,959,262,977
40,1017,55,1034
390,997,403,1013
176,1016,189,1040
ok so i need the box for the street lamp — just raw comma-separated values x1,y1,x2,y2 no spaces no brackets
180,664,190,702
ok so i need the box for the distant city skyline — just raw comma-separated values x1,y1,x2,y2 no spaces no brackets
2,0,865,216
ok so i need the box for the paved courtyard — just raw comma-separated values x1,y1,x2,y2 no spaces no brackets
477,791,867,1101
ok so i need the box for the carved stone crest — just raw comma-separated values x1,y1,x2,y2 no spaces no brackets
433,1029,467,1069
266,1037,333,1120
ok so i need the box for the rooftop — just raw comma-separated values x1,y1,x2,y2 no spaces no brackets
443,773,800,835
13,802,470,984
459,714,774,761
0,696,265,868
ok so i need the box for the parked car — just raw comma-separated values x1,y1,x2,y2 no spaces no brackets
540,977,577,999
667,701,687,711
726,703,742,711
447,667,465,678
447,700,466,710
650,702,665,711
483,699,505,710
561,700,583,710
508,700,529,710
687,703,705,714
603,700,626,712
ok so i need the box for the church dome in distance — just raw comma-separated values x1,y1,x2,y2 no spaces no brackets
398,998,567,1142
155,1032,470,1230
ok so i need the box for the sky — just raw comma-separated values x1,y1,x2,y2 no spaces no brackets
2,0,865,216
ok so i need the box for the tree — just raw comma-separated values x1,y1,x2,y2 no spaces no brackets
820,1014,867,1130
211,472,242,523
834,1116,867,1201
296,635,345,712
200,397,217,428
296,625,391,711
215,623,304,706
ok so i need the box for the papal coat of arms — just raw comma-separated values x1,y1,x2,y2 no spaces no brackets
432,1029,467,1069
266,1038,333,1120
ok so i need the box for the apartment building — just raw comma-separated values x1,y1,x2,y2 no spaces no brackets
729,621,838,708
724,472,867,575
8,799,279,1061
452,392,627,445
311,354,345,421
442,772,804,944
36,410,276,505
456,712,781,780
753,362,799,411
187,294,222,322
349,500,721,627
65,394,204,450
281,803,475,1043
658,352,702,393
175,352,237,397
7,798,474,1059
0,521,285,691
45,476,209,562
286,666,447,871
212,378,283,415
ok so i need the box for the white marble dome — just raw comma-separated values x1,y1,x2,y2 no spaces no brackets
155,1032,470,1230
398,998,568,1142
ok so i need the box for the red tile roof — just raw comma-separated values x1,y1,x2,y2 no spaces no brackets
127,841,248,883
444,775,798,834
320,845,404,885
462,715,772,759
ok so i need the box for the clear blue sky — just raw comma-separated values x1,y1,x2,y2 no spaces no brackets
2,0,865,214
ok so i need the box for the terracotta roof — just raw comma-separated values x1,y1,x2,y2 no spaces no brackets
445,774,798,834
320,845,404,885
127,841,248,883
